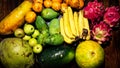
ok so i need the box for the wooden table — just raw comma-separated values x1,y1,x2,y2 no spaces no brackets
0,0,120,68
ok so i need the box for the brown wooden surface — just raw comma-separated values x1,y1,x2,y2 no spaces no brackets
0,0,120,68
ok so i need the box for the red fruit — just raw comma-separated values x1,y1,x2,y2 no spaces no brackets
83,0,105,22
104,6,120,27
91,21,112,44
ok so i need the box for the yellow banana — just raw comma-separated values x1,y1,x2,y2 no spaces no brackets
74,12,79,37
78,10,84,39
67,7,77,37
60,17,75,44
83,14,91,40
63,9,75,39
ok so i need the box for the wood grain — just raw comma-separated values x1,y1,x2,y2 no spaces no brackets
0,0,120,68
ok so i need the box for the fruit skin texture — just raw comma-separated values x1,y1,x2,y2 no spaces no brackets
75,40,104,68
48,18,60,35
91,21,112,44
44,34,64,46
0,1,32,35
103,6,120,27
0,38,34,68
83,0,105,23
37,45,75,68
35,15,48,32
41,8,59,20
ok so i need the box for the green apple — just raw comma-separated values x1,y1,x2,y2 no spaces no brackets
75,40,104,68
23,23,35,35
33,44,43,54
23,35,31,41
32,29,40,38
28,38,37,47
14,28,25,38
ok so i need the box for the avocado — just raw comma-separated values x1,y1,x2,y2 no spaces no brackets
41,8,59,20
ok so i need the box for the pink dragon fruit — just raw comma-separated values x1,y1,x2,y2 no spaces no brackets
83,0,105,22
91,21,112,44
103,6,120,27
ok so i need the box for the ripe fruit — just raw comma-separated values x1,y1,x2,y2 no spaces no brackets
75,40,104,68
43,0,52,8
91,21,112,44
32,29,40,38
23,24,35,35
25,10,36,23
61,3,68,13
51,1,61,11
32,2,43,12
52,0,62,3
29,38,37,47
33,0,43,3
23,35,31,41
14,28,25,38
33,44,43,54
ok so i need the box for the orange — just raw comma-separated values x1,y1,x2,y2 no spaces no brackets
51,1,61,11
52,0,62,3
25,10,36,23
32,2,43,12
33,0,43,3
43,0,52,8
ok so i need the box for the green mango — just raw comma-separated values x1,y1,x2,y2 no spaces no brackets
49,18,60,35
41,8,59,20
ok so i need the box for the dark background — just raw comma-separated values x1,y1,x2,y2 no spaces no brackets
0,0,120,68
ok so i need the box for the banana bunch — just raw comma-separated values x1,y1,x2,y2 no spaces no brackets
60,7,90,44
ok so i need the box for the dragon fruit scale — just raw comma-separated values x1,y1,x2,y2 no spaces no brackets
103,6,120,27
91,21,112,44
83,0,105,22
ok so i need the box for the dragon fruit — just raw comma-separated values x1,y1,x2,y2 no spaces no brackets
83,0,105,23
91,21,112,44
103,6,120,27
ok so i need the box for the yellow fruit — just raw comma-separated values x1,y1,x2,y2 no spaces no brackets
75,40,104,68
67,7,77,37
25,10,36,23
60,17,75,44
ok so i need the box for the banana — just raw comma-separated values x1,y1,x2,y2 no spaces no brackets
67,7,77,37
63,9,75,39
74,11,79,37
83,13,91,40
78,10,84,39
60,17,75,44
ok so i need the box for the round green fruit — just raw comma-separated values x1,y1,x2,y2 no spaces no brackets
23,23,35,35
33,44,43,54
75,40,104,68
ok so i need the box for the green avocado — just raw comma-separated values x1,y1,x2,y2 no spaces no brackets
41,8,59,20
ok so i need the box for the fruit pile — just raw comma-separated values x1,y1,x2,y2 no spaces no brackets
0,0,120,68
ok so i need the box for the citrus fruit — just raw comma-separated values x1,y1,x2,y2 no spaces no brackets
75,40,105,68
